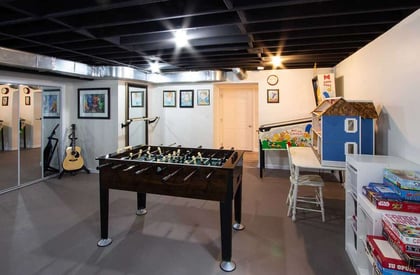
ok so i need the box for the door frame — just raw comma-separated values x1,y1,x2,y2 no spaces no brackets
213,83,259,151
125,83,148,146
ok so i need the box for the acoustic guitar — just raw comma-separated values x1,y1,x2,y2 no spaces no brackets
62,124,85,171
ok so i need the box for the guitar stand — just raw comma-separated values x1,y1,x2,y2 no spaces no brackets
58,165,90,179
44,124,60,174
58,124,90,179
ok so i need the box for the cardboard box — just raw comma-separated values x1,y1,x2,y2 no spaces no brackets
366,235,420,274
382,213,420,246
384,178,420,202
363,185,420,212
384,169,420,191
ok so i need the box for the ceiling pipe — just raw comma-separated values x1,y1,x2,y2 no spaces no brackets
232,68,247,80
0,47,227,83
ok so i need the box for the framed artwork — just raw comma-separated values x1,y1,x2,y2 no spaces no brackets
163,90,176,107
180,90,194,108
130,91,144,107
43,89,60,118
197,89,210,105
78,88,110,119
267,89,279,103
25,96,31,105
2,96,8,106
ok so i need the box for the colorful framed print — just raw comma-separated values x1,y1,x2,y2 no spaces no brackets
180,90,194,108
267,89,279,103
78,88,110,119
42,89,60,118
163,90,176,107
197,89,210,106
130,91,144,107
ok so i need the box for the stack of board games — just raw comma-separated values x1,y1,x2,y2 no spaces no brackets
383,169,420,202
382,213,420,268
366,235,420,275
363,182,420,213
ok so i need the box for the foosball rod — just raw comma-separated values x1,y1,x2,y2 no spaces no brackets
135,165,152,175
162,167,183,182
183,168,199,182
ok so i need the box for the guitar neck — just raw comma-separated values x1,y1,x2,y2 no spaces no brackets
69,124,78,149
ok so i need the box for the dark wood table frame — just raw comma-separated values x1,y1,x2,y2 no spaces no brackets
96,146,245,272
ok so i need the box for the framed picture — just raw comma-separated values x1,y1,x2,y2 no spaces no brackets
130,91,144,107
2,96,8,106
267,89,279,103
163,90,176,107
78,88,110,119
43,89,60,118
197,89,210,105
180,90,194,108
25,96,31,105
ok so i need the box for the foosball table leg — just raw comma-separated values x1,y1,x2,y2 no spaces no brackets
97,186,112,247
219,201,236,272
233,182,245,231
136,192,147,216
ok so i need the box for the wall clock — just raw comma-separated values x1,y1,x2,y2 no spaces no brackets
23,87,30,94
1,87,9,94
267,74,278,86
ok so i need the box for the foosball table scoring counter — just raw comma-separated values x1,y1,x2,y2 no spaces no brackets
96,144,245,272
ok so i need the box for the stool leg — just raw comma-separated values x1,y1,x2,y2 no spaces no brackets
287,184,294,217
291,184,298,221
319,186,325,222
286,181,293,205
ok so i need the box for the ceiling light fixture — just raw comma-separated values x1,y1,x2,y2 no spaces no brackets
149,61,160,73
174,29,189,48
272,56,282,67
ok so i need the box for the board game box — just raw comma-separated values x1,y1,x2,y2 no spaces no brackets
368,182,402,200
382,213,420,246
363,185,420,212
382,226,420,269
384,169,420,191
382,221,420,257
366,235,420,274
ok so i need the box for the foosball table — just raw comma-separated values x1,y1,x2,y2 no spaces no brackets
96,144,245,272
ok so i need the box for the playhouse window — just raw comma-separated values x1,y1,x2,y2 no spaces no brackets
345,118,357,133
345,142,358,155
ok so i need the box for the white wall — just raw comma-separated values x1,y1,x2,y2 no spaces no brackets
146,68,333,169
335,9,420,165
65,80,123,170
226,68,333,124
148,83,214,148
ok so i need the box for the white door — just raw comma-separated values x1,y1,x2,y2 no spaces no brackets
219,85,256,150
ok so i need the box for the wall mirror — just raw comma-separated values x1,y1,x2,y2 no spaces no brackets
0,83,61,193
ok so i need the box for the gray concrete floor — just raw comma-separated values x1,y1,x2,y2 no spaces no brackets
0,152,355,275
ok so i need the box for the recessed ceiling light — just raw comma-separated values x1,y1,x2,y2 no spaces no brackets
174,29,188,48
272,56,282,67
149,61,160,73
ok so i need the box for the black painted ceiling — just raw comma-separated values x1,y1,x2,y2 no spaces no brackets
0,0,418,73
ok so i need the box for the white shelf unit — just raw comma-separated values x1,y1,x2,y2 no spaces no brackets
344,154,420,275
